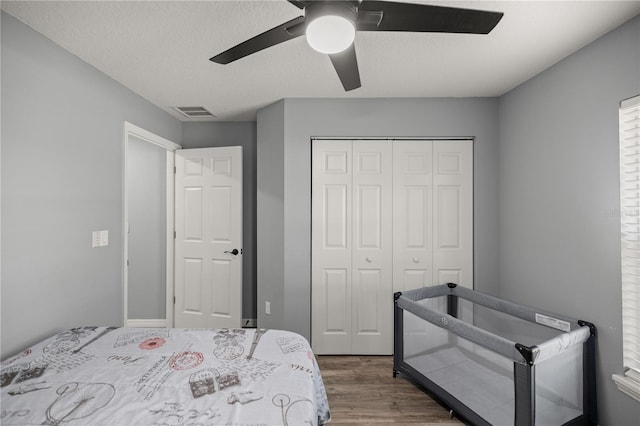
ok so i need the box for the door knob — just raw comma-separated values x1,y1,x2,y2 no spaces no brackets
225,249,239,255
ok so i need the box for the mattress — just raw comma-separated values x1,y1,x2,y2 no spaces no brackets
1,327,331,425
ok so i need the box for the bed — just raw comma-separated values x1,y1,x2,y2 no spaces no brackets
1,327,331,426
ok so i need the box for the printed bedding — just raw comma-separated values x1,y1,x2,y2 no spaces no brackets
1,327,331,425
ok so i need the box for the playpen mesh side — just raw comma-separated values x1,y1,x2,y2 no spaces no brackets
534,342,584,425
403,309,517,425
400,293,586,425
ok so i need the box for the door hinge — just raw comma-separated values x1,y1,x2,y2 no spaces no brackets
174,166,176,174
174,231,176,239
173,296,176,304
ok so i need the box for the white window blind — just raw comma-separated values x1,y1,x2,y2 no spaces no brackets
613,95,640,401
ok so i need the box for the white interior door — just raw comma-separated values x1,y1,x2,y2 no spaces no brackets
432,140,473,289
351,141,393,354
392,140,473,344
312,140,393,355
311,140,352,353
174,146,243,328
392,141,434,293
393,140,473,291
312,139,473,355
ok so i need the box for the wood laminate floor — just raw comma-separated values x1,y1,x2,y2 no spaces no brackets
316,356,464,425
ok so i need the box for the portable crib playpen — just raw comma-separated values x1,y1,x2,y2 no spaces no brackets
393,283,597,426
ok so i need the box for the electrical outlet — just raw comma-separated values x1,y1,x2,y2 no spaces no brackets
265,301,271,315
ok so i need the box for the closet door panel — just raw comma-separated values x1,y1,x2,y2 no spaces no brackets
324,184,349,249
323,268,350,332
437,185,461,249
352,140,393,355
354,269,382,332
393,141,433,293
312,140,352,353
433,140,473,288
312,138,473,355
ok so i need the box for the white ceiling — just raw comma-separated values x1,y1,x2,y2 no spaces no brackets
2,0,639,121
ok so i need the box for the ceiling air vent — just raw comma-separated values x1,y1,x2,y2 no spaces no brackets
172,106,215,118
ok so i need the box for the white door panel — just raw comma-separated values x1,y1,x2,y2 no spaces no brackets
324,185,349,249
183,258,203,313
352,141,393,354
392,141,434,340
312,139,472,355
175,147,242,328
433,140,473,288
312,141,352,353
324,269,349,332
393,141,434,294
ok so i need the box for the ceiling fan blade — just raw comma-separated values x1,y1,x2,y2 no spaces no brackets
210,16,306,64
286,0,311,9
358,1,503,34
329,43,361,91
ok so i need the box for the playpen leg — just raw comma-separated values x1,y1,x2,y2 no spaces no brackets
447,294,458,318
580,321,598,426
513,362,535,426
393,292,403,379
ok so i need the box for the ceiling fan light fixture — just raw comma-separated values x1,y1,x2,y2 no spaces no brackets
306,15,355,54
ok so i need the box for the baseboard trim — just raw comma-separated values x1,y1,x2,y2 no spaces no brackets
125,319,167,328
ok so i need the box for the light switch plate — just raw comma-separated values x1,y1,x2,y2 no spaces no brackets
92,230,109,247
92,231,100,248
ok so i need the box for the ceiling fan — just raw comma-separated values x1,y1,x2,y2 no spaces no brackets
210,0,503,91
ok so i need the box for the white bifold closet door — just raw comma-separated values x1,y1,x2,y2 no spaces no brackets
393,140,473,293
312,139,472,355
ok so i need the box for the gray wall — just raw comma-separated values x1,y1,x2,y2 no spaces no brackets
256,101,286,330
3,7,637,423
498,16,640,426
256,98,500,339
181,121,257,320
1,12,181,359
127,135,167,319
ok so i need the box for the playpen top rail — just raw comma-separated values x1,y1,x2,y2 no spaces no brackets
396,283,592,365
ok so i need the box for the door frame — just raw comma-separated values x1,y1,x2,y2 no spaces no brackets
310,137,474,354
122,121,181,327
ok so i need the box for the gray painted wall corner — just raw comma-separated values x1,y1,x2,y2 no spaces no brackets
256,100,286,330
1,11,181,359
498,15,640,426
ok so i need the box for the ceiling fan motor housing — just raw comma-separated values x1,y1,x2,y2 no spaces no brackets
305,1,358,26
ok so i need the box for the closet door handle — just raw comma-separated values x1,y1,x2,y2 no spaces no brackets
225,249,239,255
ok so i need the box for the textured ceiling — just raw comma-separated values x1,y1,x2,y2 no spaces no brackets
2,0,639,121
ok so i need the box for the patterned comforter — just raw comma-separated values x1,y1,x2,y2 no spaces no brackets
1,327,331,425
